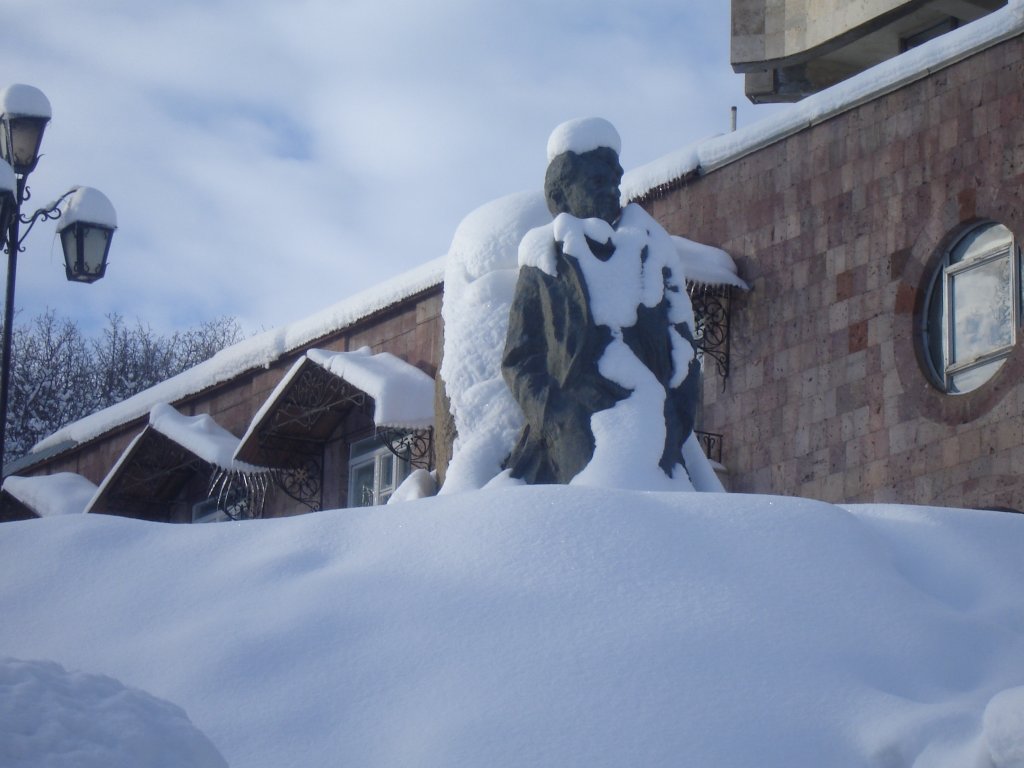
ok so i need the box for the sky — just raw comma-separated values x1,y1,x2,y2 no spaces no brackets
0,0,787,335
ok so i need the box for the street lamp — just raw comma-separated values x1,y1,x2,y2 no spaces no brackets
0,84,117,476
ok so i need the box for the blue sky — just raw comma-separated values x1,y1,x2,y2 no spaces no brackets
0,0,787,334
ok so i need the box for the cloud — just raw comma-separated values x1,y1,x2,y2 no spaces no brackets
0,0,787,335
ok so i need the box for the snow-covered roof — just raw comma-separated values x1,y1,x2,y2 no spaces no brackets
1,472,97,517
31,256,446,459
621,1,1024,201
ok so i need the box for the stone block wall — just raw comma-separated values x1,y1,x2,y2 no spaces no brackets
644,33,1024,509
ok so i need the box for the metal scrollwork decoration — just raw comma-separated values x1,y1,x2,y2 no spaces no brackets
268,366,365,435
274,456,323,512
376,427,434,471
687,282,732,383
11,187,75,253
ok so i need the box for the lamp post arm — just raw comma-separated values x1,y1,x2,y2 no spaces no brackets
13,187,75,251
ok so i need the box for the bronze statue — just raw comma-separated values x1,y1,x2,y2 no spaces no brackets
501,118,704,488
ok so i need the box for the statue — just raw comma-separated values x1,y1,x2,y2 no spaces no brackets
501,117,717,491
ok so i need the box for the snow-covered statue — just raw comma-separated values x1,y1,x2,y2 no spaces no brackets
501,117,722,491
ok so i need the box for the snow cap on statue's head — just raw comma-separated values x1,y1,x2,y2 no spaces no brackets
546,117,621,163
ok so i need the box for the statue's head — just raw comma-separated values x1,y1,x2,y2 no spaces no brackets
543,118,623,226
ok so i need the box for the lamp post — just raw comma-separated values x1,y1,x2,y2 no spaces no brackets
0,84,117,477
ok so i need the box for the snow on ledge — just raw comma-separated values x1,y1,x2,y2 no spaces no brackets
621,2,1024,201
32,257,446,457
1,472,97,517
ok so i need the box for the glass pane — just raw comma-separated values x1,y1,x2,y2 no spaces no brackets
949,255,1012,366
950,357,1007,394
950,223,1012,265
378,453,395,490
350,461,376,507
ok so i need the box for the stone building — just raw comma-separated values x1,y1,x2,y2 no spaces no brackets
3,0,1023,519
732,0,1007,102
633,0,1023,508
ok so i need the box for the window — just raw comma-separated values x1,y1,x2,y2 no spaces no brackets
348,435,409,507
923,222,1020,394
191,497,232,524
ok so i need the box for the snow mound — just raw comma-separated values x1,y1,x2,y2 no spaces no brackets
0,657,227,768
1,491,1023,767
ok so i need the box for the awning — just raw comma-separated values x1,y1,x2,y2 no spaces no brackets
1,472,97,521
235,347,435,467
87,404,268,521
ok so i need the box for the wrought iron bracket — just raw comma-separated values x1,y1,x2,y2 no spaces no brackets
377,426,434,471
688,282,733,384
694,430,723,465
272,455,324,512
11,187,75,252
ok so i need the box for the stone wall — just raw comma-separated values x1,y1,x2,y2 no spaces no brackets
644,33,1024,509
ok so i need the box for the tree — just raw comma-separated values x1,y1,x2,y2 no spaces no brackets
3,310,243,463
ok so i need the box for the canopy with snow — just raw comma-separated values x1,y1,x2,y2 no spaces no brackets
235,347,435,471
0,472,97,521
86,404,268,523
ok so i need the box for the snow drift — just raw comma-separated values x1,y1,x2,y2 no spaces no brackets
1,489,1023,767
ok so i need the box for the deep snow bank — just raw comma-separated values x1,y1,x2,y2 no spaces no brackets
0,489,1022,767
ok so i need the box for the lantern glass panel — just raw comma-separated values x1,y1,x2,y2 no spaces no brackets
60,223,112,283
0,116,47,174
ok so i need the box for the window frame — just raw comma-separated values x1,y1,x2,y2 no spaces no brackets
923,221,1020,394
347,435,410,508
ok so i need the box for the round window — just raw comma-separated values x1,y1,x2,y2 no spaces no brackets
922,222,1020,394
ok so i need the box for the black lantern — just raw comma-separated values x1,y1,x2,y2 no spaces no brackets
0,85,51,177
55,187,117,284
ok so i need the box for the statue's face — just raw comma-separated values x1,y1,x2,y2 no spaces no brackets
544,147,623,225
